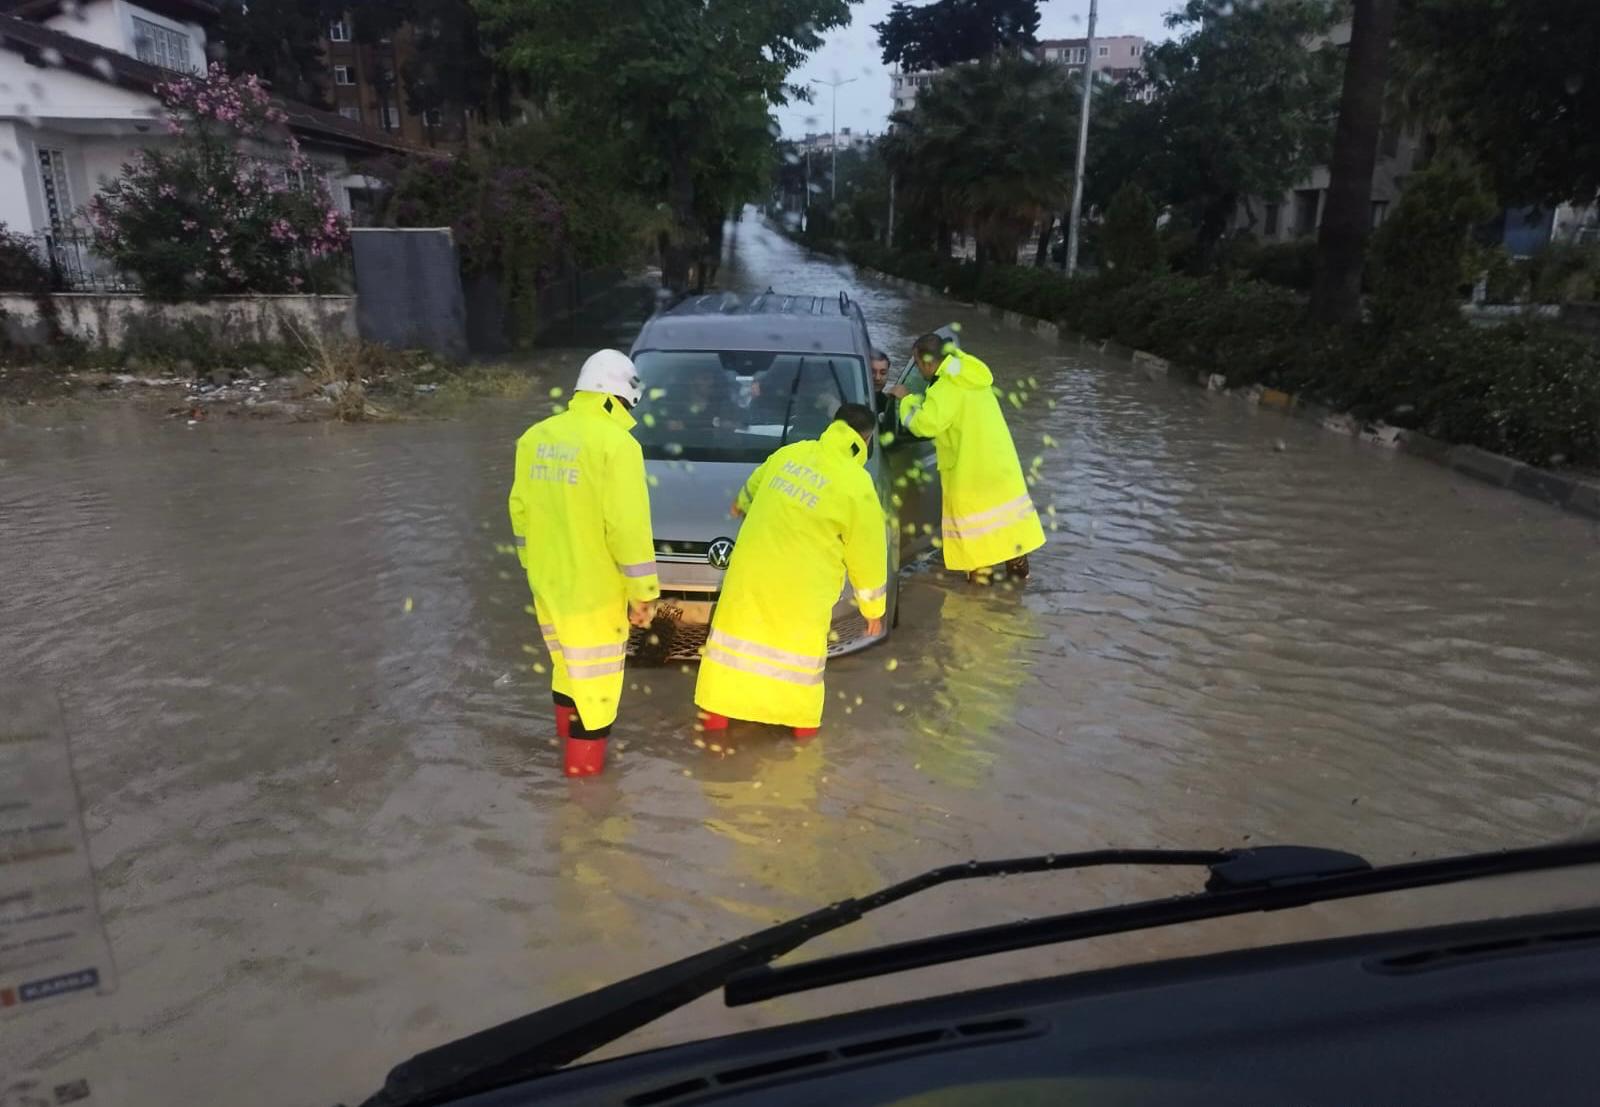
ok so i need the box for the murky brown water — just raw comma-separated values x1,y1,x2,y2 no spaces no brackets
4,216,1600,1105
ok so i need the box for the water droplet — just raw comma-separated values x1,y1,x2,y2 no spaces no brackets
402,596,414,613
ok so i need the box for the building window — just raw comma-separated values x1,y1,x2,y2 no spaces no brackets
381,106,401,130
37,148,72,233
1097,45,1110,58
1264,203,1281,237
333,65,354,85
1131,43,1143,57
423,108,442,127
1371,200,1390,228
338,105,361,122
132,16,194,73
329,19,350,42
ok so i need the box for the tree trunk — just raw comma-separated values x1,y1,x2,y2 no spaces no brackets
1192,193,1237,275
1034,213,1055,267
662,145,696,294
1310,0,1398,325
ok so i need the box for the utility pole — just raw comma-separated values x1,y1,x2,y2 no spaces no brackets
810,76,858,202
1065,0,1098,275
887,173,897,246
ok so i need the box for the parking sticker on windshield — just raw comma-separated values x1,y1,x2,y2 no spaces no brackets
0,685,117,1019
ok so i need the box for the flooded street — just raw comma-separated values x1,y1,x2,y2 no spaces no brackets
5,216,1600,1105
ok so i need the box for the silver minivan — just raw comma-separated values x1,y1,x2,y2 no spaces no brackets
627,291,943,662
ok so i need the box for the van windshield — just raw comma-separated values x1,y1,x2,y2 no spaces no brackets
632,349,868,463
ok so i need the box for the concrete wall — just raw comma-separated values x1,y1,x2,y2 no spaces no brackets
0,292,358,349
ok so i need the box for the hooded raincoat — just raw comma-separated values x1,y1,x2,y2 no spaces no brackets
899,349,1045,571
694,420,888,729
508,391,659,730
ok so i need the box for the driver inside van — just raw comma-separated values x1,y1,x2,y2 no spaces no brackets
656,362,743,433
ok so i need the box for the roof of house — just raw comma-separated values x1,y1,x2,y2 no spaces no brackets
0,12,415,157
0,0,219,23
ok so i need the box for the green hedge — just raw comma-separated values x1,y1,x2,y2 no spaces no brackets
845,242,1600,470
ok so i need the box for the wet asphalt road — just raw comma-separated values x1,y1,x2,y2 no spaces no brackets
3,214,1600,1105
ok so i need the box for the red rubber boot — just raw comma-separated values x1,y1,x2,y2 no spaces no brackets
792,727,819,743
564,737,607,777
703,712,730,732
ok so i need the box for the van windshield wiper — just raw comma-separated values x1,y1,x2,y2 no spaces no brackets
358,839,1600,1107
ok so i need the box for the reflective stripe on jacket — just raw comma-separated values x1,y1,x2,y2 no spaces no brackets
695,420,888,728
898,349,1045,571
509,391,659,729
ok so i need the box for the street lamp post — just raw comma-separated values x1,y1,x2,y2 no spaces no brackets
809,76,858,203
1065,0,1098,276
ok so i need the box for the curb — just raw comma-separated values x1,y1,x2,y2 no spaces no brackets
842,259,1599,527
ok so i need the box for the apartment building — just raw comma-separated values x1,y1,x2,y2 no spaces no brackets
890,35,1148,114
320,13,464,147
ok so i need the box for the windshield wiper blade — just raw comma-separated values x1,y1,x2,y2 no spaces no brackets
358,848,1230,1107
726,838,1600,1006
359,839,1600,1107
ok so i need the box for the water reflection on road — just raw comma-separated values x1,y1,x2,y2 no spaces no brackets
3,215,1599,1105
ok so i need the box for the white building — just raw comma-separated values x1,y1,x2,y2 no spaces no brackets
796,127,874,155
0,0,406,251
890,35,1148,115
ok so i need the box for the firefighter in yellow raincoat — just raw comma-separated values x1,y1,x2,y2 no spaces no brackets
695,404,888,738
508,349,659,777
888,334,1045,582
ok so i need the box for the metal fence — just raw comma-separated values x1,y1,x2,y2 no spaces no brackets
16,231,353,296
34,232,138,292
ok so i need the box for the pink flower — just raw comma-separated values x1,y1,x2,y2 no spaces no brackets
182,219,198,231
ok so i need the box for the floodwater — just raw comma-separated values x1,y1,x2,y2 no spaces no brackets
4,215,1600,1105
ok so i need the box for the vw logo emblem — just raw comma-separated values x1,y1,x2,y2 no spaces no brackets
707,538,735,569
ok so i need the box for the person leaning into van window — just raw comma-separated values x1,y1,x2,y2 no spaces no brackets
508,349,659,777
694,404,888,742
886,333,1045,584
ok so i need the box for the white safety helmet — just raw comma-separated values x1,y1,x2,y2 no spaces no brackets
574,349,642,407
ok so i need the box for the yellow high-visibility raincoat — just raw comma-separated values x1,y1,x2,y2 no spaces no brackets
694,420,888,729
508,391,659,730
899,349,1045,571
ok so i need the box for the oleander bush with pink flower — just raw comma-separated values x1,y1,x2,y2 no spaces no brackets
86,65,350,301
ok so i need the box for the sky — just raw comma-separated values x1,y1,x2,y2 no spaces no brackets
777,0,1180,138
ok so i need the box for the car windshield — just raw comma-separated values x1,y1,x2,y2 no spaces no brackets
633,349,867,463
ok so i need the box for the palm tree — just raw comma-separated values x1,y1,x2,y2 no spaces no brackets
884,54,1079,273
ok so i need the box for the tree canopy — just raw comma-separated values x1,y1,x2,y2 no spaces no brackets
875,0,1039,71
477,0,855,290
1396,0,1600,206
215,0,334,109
883,52,1077,265
1135,0,1343,266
